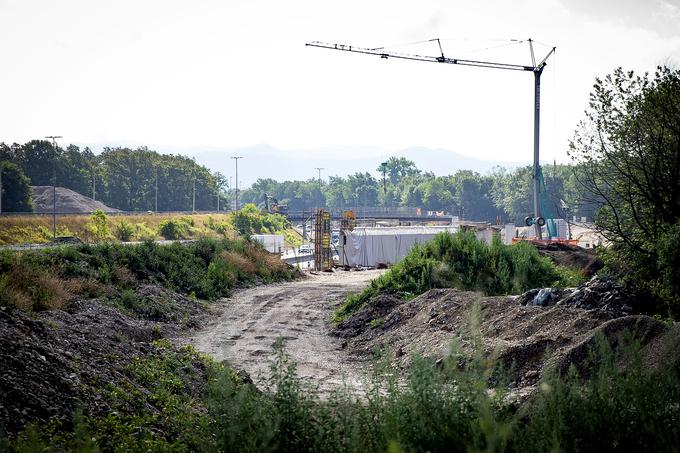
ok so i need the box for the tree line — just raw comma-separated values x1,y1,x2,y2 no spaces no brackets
0,142,226,212
0,140,592,224
240,157,594,224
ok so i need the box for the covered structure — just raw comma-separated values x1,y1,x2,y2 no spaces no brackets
339,226,473,267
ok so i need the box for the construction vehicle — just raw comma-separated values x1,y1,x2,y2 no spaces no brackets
264,193,288,214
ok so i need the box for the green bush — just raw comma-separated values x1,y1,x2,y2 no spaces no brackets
158,218,190,240
337,231,561,321
0,237,299,310
114,220,135,241
232,203,290,236
86,209,111,241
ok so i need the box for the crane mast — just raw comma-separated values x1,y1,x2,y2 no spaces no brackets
306,39,556,239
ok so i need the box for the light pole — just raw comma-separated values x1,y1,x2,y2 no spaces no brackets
192,176,196,213
314,167,324,207
46,135,62,241
92,161,103,202
155,167,159,212
231,157,243,210
380,161,388,212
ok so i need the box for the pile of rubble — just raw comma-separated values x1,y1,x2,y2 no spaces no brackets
516,276,641,314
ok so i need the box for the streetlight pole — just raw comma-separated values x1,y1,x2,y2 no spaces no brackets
46,135,62,241
380,161,388,213
192,176,196,213
314,167,324,207
155,168,159,212
231,156,243,211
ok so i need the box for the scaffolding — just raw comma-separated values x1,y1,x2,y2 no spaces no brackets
314,208,332,271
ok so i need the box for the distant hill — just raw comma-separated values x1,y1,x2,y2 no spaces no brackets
32,186,120,213
162,144,529,186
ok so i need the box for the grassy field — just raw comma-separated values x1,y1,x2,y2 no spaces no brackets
0,210,303,248
0,212,232,244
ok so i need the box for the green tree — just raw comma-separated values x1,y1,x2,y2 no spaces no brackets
380,157,420,184
569,66,680,312
0,161,33,212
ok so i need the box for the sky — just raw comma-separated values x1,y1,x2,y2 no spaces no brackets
1,0,679,175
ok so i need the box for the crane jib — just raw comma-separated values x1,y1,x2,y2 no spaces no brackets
306,39,556,240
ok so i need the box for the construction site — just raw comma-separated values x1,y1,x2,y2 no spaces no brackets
1,0,679,447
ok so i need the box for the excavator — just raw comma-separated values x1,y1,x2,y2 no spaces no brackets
264,193,288,214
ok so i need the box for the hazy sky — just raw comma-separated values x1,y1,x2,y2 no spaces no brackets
1,0,678,164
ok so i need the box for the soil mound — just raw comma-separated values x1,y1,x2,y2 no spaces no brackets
532,241,603,276
0,292,208,435
334,288,677,396
31,186,120,213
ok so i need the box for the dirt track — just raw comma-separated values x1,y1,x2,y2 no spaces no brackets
188,269,385,393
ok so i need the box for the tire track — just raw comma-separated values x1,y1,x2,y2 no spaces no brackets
186,269,385,394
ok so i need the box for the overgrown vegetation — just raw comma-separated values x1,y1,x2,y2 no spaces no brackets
0,237,298,311
232,203,290,236
4,311,679,452
570,67,680,317
336,230,567,321
0,212,232,245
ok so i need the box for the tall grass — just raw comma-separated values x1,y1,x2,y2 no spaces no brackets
0,237,299,311
337,230,561,321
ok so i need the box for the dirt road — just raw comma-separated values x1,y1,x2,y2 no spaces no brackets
187,269,385,393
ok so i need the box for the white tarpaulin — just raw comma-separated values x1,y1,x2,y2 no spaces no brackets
340,226,461,267
251,234,284,253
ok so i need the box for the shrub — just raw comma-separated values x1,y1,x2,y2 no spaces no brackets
133,222,156,241
158,218,190,240
114,220,135,241
336,231,561,320
86,209,111,241
232,203,290,236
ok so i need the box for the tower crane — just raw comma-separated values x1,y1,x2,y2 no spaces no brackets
306,38,556,239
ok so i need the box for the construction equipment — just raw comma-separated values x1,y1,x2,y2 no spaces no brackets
306,38,556,239
264,193,288,214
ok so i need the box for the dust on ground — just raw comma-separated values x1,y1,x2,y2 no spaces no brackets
186,269,386,394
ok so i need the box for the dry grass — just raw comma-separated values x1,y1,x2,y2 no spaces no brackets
220,250,257,275
0,213,234,245
0,266,72,311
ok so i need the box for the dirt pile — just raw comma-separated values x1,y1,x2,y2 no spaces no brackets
31,186,120,213
532,241,603,276
334,288,678,397
0,288,209,436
